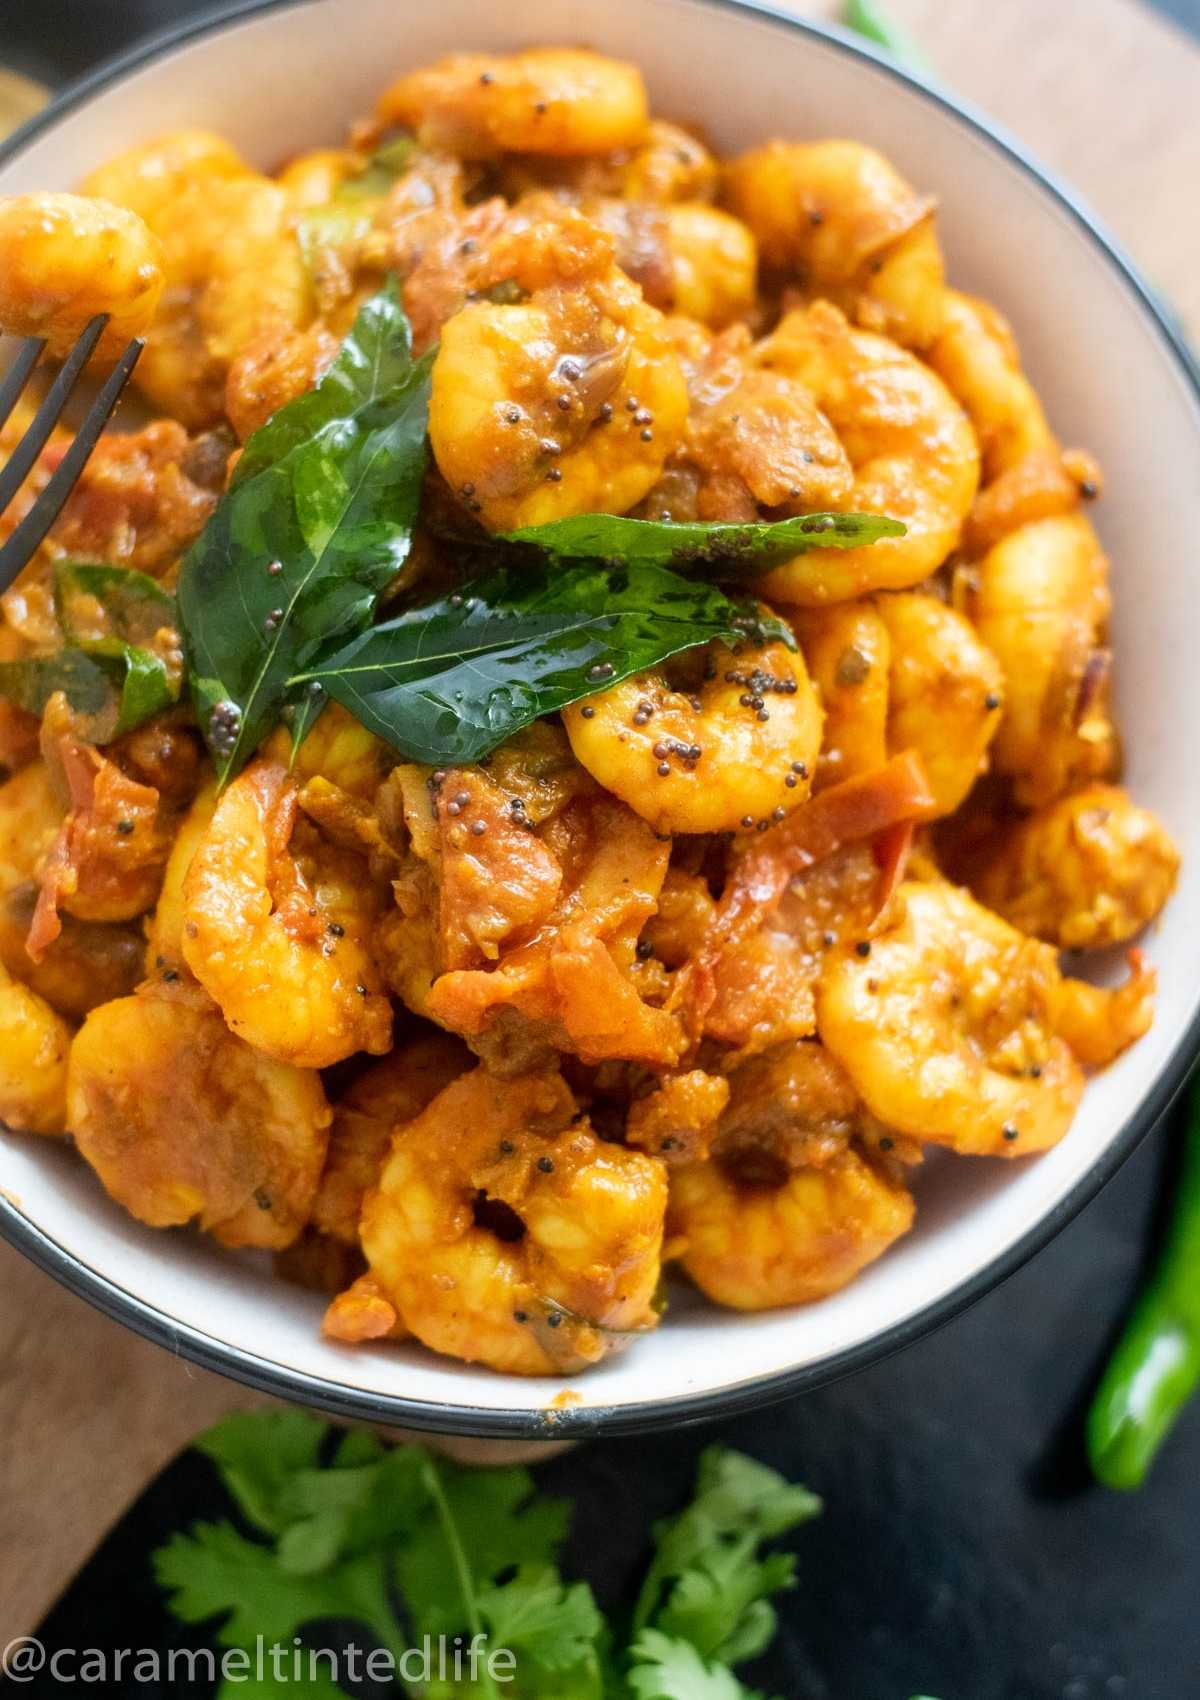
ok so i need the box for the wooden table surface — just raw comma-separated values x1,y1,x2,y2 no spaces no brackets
1,0,1198,1642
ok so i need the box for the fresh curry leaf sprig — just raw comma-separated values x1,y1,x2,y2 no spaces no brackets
0,559,179,740
168,283,902,781
153,1411,829,1699
298,559,794,767
502,509,904,577
179,278,433,783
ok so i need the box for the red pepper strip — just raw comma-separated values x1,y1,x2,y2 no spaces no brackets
673,750,934,1033
871,817,915,927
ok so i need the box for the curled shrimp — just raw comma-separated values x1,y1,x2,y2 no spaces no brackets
668,1040,914,1310
428,206,688,529
67,988,331,1247
970,784,1180,951
181,759,392,1068
28,738,175,960
496,118,718,205
723,139,946,348
752,302,979,604
80,130,308,427
0,192,164,360
415,787,683,1070
312,1033,470,1246
563,630,822,835
354,1064,667,1374
642,318,853,522
792,599,891,787
0,961,72,1136
378,49,648,158
817,879,1152,1158
929,291,1100,552
664,204,757,327
875,591,1004,816
927,290,1054,482
144,777,216,981
967,512,1117,807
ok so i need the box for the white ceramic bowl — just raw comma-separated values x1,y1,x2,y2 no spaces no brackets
2,0,1198,1439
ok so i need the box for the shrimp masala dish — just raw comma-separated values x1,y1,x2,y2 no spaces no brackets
0,48,1179,1378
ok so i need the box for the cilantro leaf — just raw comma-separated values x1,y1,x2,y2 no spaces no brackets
477,1564,605,1670
276,1444,427,1575
653,1539,796,1664
298,558,793,767
155,1415,832,1700
395,1455,570,1640
194,1410,326,1536
179,279,433,784
626,1629,774,1700
633,1447,821,1641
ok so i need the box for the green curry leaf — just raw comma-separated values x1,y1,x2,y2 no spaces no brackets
501,510,905,578
294,558,793,767
0,560,181,740
178,279,433,784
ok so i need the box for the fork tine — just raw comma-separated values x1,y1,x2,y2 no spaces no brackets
0,337,47,436
0,313,110,517
0,337,143,596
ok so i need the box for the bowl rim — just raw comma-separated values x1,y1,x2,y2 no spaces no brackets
2,0,1199,1440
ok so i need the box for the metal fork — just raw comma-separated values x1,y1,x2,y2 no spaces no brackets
0,313,143,592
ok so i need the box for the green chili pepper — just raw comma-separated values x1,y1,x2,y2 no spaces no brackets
843,0,934,76
1087,1072,1200,1490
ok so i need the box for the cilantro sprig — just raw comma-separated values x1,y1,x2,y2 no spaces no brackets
154,1411,942,1699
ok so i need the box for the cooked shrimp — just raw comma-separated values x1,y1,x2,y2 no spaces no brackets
752,303,979,604
28,739,174,960
269,702,395,802
971,785,1179,951
312,1033,470,1245
1050,949,1155,1069
422,792,682,1069
792,600,891,787
498,119,718,205
669,1041,912,1309
357,1064,666,1374
144,777,216,979
698,836,905,1058
181,759,392,1068
626,1069,731,1165
724,139,945,347
875,592,1004,816
564,631,821,835
80,131,308,426
968,513,1117,807
0,760,143,1012
378,49,648,158
647,318,854,521
669,1146,913,1310
0,192,163,360
664,204,757,328
428,208,688,528
275,146,360,209
67,989,330,1247
927,290,1053,481
0,961,72,1135
816,879,1149,1157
